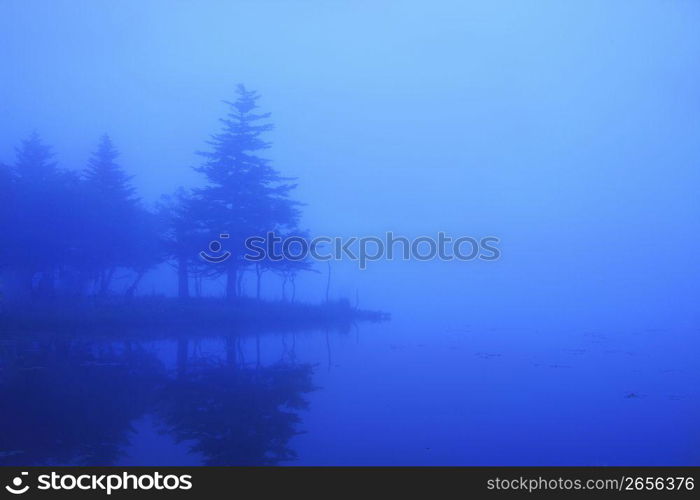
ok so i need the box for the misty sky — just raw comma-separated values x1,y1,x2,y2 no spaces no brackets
1,0,698,327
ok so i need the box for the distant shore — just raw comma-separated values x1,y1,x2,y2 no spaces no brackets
0,297,389,334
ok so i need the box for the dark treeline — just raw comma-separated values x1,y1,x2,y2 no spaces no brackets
0,85,314,304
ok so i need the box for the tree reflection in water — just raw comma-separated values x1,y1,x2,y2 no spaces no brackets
0,332,316,466
0,337,163,465
158,336,316,465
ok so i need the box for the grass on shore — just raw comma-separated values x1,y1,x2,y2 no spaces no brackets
0,296,389,334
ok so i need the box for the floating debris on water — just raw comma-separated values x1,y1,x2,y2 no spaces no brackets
475,352,502,359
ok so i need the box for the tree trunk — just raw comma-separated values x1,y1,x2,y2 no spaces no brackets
237,269,244,297
255,264,262,300
226,266,238,300
125,270,145,299
194,274,202,297
99,268,115,296
177,257,189,299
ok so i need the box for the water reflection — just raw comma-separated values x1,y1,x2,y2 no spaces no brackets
158,337,315,465
0,331,317,466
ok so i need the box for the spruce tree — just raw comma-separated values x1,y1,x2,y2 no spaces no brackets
196,85,299,299
5,133,80,299
84,134,136,205
157,188,208,300
83,134,141,295
14,132,58,184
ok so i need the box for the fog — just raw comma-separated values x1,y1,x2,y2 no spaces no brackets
3,0,698,329
1,0,698,466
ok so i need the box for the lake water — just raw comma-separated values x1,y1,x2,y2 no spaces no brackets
0,315,697,466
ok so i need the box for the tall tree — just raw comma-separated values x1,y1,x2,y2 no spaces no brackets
157,188,208,300
84,134,136,203
14,132,58,183
0,161,18,300
82,134,144,295
195,85,300,299
4,133,80,299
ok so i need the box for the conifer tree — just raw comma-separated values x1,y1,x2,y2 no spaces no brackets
157,188,208,300
82,134,142,295
84,134,136,204
8,133,79,298
195,85,300,299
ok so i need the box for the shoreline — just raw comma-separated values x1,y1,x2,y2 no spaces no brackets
0,297,390,334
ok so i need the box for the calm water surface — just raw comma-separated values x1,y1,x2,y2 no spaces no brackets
1,315,697,465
